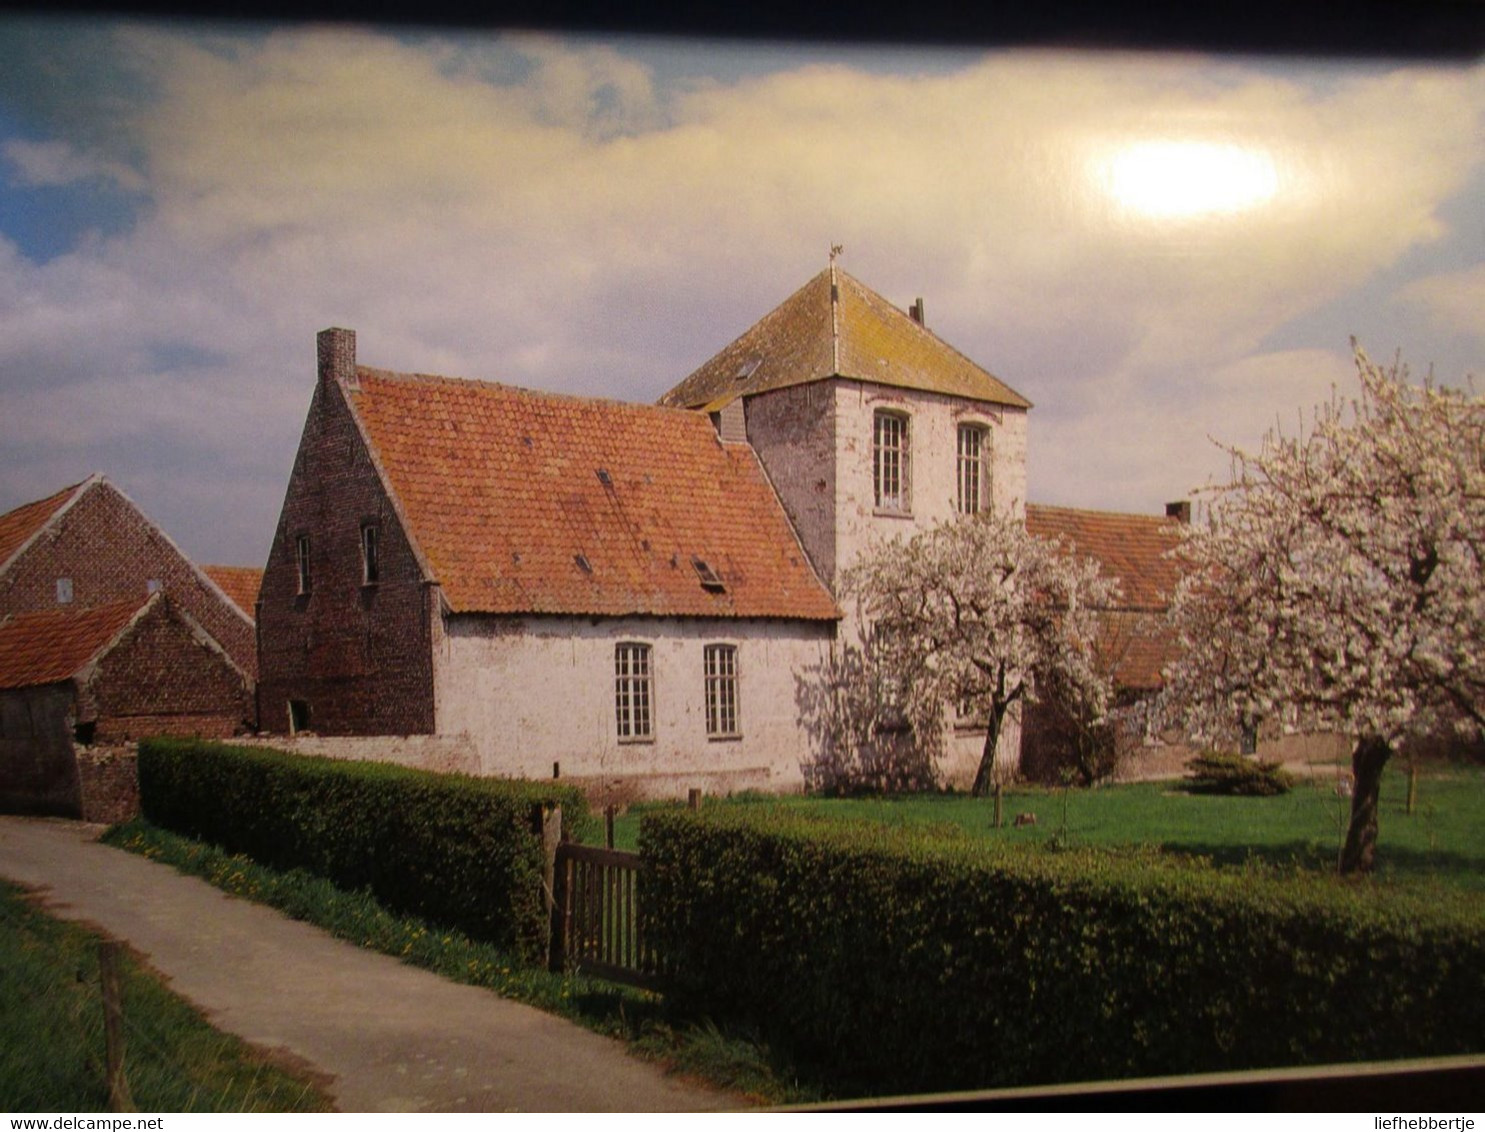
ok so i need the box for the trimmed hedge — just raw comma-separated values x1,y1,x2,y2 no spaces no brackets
138,738,587,959
641,807,1485,1098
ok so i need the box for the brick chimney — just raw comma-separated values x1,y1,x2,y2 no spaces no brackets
1166,500,1191,524
317,328,357,390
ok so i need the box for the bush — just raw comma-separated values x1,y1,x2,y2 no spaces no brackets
137,738,587,959
640,806,1485,1098
1183,751,1295,795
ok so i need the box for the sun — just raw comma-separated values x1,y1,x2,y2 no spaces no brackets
1101,139,1280,221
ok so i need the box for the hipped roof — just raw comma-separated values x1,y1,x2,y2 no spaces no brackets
344,369,839,621
660,268,1031,411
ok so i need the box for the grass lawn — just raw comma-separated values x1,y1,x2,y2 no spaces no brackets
0,880,330,1112
606,760,1485,891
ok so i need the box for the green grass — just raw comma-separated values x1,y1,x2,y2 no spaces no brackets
0,880,330,1113
605,761,1485,890
102,820,809,1106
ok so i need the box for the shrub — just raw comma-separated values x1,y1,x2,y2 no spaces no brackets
1183,751,1295,795
137,738,587,959
640,806,1485,1099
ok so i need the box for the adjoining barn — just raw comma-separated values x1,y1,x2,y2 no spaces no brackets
0,594,253,818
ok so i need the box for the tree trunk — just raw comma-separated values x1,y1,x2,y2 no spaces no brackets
971,706,1004,798
1339,736,1392,876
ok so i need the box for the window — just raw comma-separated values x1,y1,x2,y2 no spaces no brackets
614,643,653,741
957,425,989,514
704,644,740,737
873,411,910,512
295,535,312,595
361,524,380,585
55,577,73,604
288,700,311,735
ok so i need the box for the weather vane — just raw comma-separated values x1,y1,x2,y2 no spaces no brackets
829,243,844,263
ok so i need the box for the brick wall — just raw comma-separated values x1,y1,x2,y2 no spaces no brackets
0,480,257,677
80,597,252,742
255,341,436,737
76,744,139,824
745,383,838,585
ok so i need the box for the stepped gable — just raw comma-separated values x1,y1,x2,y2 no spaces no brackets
660,268,1032,411
345,368,839,621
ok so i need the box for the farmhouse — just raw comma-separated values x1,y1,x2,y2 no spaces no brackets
257,266,1034,794
0,594,253,816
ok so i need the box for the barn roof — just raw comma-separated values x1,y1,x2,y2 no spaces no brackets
659,268,1031,411
202,566,263,621
0,597,149,690
344,369,839,621
1026,503,1187,690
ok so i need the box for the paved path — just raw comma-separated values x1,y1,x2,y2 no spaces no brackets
0,817,737,1113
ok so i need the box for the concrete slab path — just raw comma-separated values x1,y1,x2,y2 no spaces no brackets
0,816,738,1113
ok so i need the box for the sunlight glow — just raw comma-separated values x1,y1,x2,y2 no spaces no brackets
1103,140,1280,220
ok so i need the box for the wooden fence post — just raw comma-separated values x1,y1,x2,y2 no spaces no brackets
687,788,701,811
605,804,616,849
994,783,1003,829
98,941,135,1113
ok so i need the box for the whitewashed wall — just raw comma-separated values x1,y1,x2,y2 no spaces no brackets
831,381,1028,782
432,614,834,798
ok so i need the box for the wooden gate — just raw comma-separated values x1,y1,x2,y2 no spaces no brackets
549,842,662,990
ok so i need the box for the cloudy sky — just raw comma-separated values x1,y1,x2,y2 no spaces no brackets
1,17,1481,568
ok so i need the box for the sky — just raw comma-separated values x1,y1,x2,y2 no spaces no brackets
1,17,1481,568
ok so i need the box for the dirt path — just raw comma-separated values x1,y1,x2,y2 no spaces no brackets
0,816,737,1112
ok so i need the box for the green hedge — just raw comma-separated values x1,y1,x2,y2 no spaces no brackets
138,738,587,959
640,807,1485,1098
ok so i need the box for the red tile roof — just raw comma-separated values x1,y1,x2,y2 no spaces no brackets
346,370,839,621
1026,504,1187,690
0,480,90,573
202,566,263,620
1026,504,1185,612
659,269,1032,411
0,598,148,690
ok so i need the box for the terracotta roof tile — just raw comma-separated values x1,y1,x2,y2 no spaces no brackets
1027,504,1187,690
202,566,263,620
347,370,839,621
0,481,89,573
0,598,147,689
660,270,1031,411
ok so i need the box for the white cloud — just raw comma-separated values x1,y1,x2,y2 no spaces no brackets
2,137,146,190
0,27,1480,561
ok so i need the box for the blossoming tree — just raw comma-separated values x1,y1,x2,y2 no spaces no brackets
845,509,1119,797
1163,344,1484,874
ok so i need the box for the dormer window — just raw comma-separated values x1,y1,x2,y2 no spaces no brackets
295,534,312,595
873,410,910,513
361,523,380,585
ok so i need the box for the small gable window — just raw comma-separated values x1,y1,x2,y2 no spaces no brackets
615,643,653,741
873,411,910,513
295,535,312,595
361,524,380,585
956,424,989,515
704,644,740,738
56,577,73,604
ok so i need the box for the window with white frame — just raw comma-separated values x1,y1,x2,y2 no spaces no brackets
956,424,989,515
614,643,653,740
704,644,740,738
873,411,910,512
361,523,380,585
295,535,312,595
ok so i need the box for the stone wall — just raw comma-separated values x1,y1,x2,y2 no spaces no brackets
76,744,139,824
